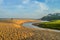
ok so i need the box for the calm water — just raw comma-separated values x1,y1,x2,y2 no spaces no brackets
23,21,49,28
23,22,40,28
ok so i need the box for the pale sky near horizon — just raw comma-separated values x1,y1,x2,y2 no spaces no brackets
0,0,60,18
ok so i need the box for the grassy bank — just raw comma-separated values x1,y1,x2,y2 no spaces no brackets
34,20,60,30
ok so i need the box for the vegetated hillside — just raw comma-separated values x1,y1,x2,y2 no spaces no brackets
34,20,60,30
0,19,60,40
40,13,60,21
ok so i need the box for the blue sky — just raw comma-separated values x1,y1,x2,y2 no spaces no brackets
0,0,60,18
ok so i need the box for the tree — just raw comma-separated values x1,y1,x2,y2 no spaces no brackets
41,13,60,21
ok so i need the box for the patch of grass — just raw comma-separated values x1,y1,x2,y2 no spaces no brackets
37,20,60,30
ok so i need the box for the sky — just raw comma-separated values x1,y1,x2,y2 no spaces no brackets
0,0,60,18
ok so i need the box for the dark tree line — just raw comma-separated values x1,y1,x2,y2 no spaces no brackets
41,13,60,21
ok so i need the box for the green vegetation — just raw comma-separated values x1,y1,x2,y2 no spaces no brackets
36,20,60,30
40,13,60,21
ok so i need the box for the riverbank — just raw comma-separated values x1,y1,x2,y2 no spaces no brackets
0,19,60,40
23,22,60,32
33,20,60,30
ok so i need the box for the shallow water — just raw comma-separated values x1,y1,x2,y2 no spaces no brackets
23,22,40,28
23,21,49,28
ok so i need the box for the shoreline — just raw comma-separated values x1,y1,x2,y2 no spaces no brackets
22,22,60,32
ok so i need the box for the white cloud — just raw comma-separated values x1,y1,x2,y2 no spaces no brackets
28,1,49,18
35,1,48,10
0,0,49,18
34,1,49,11
12,0,49,18
39,2,48,10
22,0,30,4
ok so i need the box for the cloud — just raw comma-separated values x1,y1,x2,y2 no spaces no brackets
27,1,49,18
34,1,48,10
20,1,49,18
0,0,49,18
34,1,49,12
39,2,48,10
22,0,30,4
